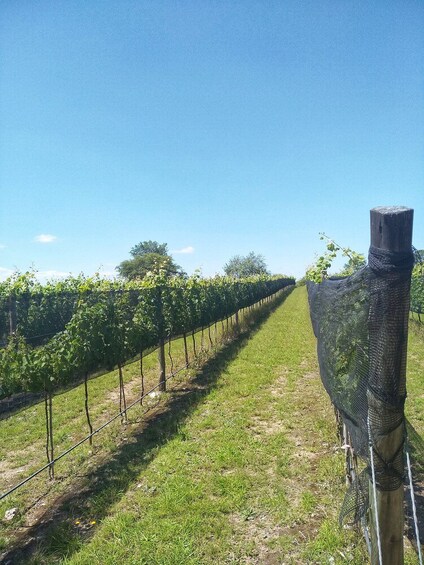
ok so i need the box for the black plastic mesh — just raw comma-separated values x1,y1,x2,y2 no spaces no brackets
307,246,414,524
339,469,370,526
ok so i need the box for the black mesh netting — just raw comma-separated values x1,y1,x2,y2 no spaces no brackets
307,246,414,525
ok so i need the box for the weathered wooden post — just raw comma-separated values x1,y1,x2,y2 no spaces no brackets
156,286,166,392
368,206,414,565
183,332,189,366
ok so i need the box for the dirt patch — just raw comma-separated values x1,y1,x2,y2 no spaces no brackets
269,369,289,398
229,509,321,564
249,415,286,437
229,511,286,563
0,457,36,490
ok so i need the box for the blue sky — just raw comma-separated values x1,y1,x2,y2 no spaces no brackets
1,1,423,281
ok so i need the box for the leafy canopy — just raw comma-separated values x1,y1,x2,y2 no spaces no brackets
116,240,183,280
224,252,269,278
306,233,366,283
130,240,169,257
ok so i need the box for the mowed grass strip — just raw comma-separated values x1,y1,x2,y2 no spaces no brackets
0,300,272,554
47,287,370,565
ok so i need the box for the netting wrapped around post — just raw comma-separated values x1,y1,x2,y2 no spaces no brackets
307,207,414,546
308,268,371,463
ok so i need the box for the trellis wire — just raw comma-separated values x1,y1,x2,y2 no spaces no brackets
340,412,371,555
0,361,189,503
368,416,383,565
0,287,290,502
406,445,423,565
339,390,423,562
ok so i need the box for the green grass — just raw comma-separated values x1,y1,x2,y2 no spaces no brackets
0,312,247,493
29,287,368,564
0,293,288,561
1,287,423,564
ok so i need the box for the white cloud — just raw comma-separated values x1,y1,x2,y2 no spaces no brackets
35,234,57,243
0,267,14,281
36,270,70,281
96,268,118,279
173,246,195,254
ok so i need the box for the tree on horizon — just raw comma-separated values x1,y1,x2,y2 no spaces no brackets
223,252,269,278
116,240,184,280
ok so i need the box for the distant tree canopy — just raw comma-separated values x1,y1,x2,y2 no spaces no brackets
116,240,183,280
130,240,169,257
223,252,270,278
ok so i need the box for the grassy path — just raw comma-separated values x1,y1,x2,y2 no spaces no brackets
9,287,422,564
48,287,369,564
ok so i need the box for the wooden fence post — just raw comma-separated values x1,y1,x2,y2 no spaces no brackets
158,338,166,392
368,206,414,565
157,286,166,392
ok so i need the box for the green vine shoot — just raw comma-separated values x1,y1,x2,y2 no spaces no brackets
306,233,366,283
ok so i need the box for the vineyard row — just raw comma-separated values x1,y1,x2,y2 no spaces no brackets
0,273,294,399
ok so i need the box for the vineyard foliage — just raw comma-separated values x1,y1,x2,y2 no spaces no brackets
411,262,424,315
0,271,294,398
305,237,424,317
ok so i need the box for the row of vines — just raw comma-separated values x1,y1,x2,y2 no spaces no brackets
0,271,294,400
0,271,293,490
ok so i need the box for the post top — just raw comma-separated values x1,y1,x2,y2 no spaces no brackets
370,207,413,252
371,206,412,215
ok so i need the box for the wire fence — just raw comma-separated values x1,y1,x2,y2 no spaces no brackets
308,207,422,564
0,286,292,504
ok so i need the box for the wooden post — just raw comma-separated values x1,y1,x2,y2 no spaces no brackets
158,337,166,392
368,206,414,565
157,286,166,392
183,332,189,366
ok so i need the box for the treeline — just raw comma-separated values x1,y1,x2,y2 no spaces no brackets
0,272,294,399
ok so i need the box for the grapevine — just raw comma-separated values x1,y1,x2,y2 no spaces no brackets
0,273,295,400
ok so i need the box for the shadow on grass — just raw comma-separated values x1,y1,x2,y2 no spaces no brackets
1,287,294,565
